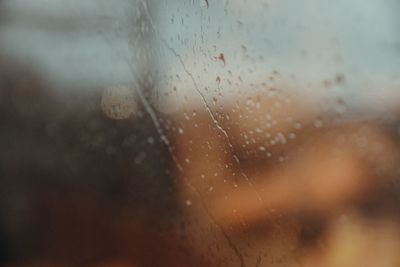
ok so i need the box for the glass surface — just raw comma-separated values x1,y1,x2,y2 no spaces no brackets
1,1,400,266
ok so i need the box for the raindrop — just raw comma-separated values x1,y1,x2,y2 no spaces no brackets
101,85,136,120
277,132,287,144
293,122,302,130
313,119,323,128
288,133,296,139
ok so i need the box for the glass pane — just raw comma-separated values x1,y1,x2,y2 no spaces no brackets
1,0,400,266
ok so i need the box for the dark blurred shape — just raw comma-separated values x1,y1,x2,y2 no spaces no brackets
0,55,184,266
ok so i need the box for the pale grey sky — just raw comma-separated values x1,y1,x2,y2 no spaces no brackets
0,0,399,111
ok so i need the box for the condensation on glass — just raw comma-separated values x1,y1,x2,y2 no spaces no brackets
0,0,400,266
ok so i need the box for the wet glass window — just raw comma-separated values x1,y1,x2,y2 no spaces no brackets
1,0,400,266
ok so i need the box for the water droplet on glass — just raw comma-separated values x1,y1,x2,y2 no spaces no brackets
313,119,323,128
101,85,136,120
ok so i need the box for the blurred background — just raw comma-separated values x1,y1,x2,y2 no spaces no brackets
1,0,400,266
